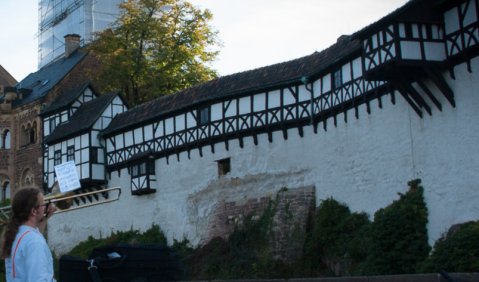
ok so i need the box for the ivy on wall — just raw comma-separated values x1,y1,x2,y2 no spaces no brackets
10,179,474,280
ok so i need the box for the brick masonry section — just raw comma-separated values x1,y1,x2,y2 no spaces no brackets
207,186,315,262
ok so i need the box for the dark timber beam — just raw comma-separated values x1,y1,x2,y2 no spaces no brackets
298,125,304,138
394,82,423,118
417,80,442,111
424,68,456,108
401,81,432,116
224,139,229,151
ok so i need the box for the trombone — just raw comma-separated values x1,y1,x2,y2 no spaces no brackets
0,186,122,225
44,186,122,214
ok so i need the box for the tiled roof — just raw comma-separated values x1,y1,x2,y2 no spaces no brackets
45,92,118,145
102,36,362,136
40,82,96,116
10,50,87,108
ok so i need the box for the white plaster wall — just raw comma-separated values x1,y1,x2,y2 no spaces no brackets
48,59,479,255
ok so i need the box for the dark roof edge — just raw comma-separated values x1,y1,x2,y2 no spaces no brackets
45,92,119,145
101,40,363,138
352,0,430,39
39,82,98,116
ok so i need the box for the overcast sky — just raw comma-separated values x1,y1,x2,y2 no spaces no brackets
0,0,408,81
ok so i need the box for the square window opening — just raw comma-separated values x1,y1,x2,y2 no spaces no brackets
217,158,231,177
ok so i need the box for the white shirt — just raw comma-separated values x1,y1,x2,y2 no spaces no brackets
4,225,56,282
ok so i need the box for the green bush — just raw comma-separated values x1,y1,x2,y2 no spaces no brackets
0,199,10,208
303,198,371,276
421,221,479,272
362,179,430,275
64,180,479,279
68,224,167,258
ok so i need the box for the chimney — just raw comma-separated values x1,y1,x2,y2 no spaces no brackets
64,34,81,58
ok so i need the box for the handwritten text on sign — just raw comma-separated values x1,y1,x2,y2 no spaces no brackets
54,161,81,193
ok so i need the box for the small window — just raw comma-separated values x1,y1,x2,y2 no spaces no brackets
131,159,155,177
140,162,147,175
2,130,10,149
425,25,433,40
2,181,10,201
49,118,56,135
29,128,36,144
54,150,62,166
217,158,231,177
90,148,98,163
332,69,342,90
405,23,413,39
67,146,75,161
198,107,210,125
21,126,28,146
130,158,156,196
131,164,139,177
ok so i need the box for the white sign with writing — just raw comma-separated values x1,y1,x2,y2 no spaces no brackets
54,161,81,193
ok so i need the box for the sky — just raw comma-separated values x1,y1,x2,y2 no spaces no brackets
0,0,408,81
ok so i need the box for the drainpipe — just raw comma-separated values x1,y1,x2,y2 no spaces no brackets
301,76,314,125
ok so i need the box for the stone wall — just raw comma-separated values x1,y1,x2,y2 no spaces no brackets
14,105,43,190
48,59,479,256
207,186,315,261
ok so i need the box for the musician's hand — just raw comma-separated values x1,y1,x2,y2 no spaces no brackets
44,203,57,219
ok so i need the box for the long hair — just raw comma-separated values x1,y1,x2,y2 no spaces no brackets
1,187,40,259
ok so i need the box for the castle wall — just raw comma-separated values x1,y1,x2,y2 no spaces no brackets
47,58,479,255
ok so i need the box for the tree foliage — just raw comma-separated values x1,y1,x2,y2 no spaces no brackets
421,221,479,272
89,0,220,106
303,198,371,276
363,179,430,275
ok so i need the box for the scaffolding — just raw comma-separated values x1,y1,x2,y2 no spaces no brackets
38,0,123,68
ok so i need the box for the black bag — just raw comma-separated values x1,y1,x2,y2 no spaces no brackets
59,244,183,282
59,255,95,282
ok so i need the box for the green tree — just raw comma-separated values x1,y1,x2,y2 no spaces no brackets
89,0,220,106
303,198,371,276
421,221,479,272
363,179,430,275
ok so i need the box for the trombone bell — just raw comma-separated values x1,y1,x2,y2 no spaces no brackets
44,191,75,210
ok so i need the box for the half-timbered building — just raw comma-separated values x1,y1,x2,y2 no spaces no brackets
47,0,479,255
0,35,100,199
42,87,127,190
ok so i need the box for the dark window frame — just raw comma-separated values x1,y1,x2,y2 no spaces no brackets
2,130,10,149
54,150,62,166
67,145,75,161
49,118,56,135
28,128,35,144
198,107,210,126
131,159,155,178
90,147,98,164
332,69,342,90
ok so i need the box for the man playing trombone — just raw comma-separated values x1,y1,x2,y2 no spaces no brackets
1,187,57,282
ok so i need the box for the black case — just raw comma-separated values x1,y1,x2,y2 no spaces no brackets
59,244,183,282
59,255,94,282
